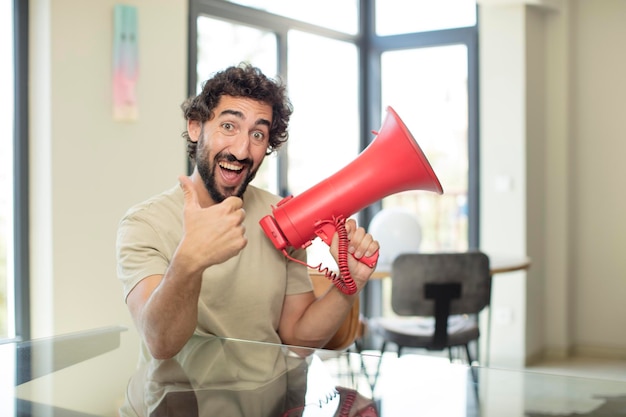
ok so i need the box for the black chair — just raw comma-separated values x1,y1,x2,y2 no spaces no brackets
368,252,491,367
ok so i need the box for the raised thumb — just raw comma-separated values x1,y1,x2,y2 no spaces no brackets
178,175,199,207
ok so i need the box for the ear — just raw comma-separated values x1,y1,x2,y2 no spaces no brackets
187,119,202,143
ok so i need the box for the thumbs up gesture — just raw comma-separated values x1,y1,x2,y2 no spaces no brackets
177,175,248,272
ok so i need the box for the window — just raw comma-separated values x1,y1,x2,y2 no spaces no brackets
188,0,478,327
1,0,29,342
286,30,359,266
381,45,470,252
373,3,478,321
0,0,14,340
194,15,279,193
376,0,476,35
189,0,361,268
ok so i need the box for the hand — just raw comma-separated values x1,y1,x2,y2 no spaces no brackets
329,218,379,291
177,175,247,272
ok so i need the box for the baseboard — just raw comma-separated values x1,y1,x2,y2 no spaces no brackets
544,346,573,360
527,344,626,364
525,350,544,366
573,345,626,360
524,345,570,366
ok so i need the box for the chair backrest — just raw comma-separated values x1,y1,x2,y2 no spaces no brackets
390,252,491,317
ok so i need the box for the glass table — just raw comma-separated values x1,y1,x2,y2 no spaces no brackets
2,326,626,416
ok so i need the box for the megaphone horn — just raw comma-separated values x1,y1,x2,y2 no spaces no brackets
260,106,443,294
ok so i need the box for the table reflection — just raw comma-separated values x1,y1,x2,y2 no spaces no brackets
120,335,377,417
6,327,626,416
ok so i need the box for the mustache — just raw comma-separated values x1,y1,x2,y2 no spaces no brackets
216,152,253,168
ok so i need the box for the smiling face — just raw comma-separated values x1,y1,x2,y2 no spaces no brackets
188,95,273,204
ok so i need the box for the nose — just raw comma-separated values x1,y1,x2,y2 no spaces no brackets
229,131,251,160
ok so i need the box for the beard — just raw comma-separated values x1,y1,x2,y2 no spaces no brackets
196,150,257,203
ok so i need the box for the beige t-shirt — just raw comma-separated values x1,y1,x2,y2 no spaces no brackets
116,184,312,347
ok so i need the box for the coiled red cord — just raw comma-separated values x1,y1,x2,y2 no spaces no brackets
280,386,357,417
281,216,357,295
338,387,357,416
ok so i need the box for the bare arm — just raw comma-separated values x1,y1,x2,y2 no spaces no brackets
126,176,247,359
126,259,203,360
277,219,378,348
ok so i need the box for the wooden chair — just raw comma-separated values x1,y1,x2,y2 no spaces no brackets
310,272,364,351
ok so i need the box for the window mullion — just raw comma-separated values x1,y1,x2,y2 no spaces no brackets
13,0,30,342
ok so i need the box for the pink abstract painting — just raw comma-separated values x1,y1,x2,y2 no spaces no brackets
113,5,138,121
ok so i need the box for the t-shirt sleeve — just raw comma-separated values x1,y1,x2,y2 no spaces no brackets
284,246,314,295
116,212,171,302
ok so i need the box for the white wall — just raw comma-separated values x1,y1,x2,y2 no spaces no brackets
480,0,626,367
479,3,529,367
570,0,626,357
27,0,187,413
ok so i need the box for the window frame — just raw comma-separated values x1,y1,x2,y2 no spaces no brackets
12,0,30,342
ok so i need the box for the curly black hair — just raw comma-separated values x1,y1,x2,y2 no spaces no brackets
181,63,293,160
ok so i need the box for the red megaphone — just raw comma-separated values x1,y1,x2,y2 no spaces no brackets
260,106,443,294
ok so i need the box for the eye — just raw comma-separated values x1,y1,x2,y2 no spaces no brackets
251,131,266,142
221,122,236,135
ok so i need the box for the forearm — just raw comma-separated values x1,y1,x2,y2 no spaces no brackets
136,258,204,359
281,288,357,348
281,217,377,347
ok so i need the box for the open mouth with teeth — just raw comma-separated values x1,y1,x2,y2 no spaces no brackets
218,160,246,185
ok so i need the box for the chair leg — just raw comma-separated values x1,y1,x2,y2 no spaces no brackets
370,341,388,393
374,341,387,375
465,343,474,365
353,336,363,354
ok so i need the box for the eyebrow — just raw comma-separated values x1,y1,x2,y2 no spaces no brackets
219,109,271,128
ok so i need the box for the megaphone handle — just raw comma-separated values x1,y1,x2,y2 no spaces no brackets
307,216,377,295
358,251,379,269
315,221,379,268
275,216,380,295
